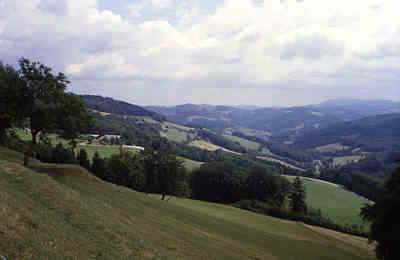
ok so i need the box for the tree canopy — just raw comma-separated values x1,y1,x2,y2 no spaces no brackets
361,159,400,260
0,58,92,145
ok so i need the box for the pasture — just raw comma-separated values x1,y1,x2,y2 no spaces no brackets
0,146,375,259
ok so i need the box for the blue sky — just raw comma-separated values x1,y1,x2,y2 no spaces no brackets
0,0,399,106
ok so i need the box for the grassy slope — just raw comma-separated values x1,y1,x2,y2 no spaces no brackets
285,176,369,230
332,155,363,166
0,147,375,259
189,140,241,155
222,134,261,150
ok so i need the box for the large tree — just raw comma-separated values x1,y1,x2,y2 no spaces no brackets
360,160,400,260
17,58,92,144
142,148,187,200
0,62,27,141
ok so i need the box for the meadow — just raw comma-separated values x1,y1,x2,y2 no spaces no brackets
332,155,363,166
0,147,375,259
222,134,261,150
285,175,369,231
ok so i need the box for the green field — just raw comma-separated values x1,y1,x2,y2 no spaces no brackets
77,145,141,160
315,143,350,153
222,134,261,150
333,155,363,166
14,128,68,145
285,176,369,230
0,147,375,259
163,121,193,131
160,127,190,143
159,122,196,144
177,156,204,172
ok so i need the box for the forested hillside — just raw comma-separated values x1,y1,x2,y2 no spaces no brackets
82,95,166,121
147,99,400,138
292,113,400,151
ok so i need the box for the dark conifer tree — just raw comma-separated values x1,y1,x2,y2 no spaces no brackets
91,151,107,179
77,148,91,170
361,160,400,260
289,177,307,215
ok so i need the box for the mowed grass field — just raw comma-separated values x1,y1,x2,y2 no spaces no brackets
285,175,370,231
332,155,363,166
0,147,375,259
222,134,261,150
315,143,350,153
189,140,241,155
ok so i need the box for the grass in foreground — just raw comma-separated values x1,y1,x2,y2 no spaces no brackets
0,147,375,259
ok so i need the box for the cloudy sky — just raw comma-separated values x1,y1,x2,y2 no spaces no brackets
1,0,399,106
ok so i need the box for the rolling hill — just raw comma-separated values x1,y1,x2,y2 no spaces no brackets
292,113,400,150
0,147,375,259
82,95,166,122
147,99,400,138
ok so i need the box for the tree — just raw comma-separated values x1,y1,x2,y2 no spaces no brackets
142,148,187,200
191,161,244,203
77,148,91,170
18,58,92,144
360,160,400,260
91,151,107,179
107,149,145,191
289,177,307,214
246,167,290,207
0,62,27,142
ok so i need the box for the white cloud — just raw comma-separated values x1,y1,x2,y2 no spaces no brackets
0,0,399,106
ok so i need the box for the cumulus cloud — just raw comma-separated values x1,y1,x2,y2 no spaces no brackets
0,0,399,106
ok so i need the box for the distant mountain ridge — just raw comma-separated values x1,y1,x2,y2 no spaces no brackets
292,113,400,150
147,99,400,138
81,95,166,121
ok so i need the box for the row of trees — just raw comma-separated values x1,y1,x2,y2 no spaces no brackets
191,162,307,214
86,148,188,200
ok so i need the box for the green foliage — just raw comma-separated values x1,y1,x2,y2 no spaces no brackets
82,95,165,121
361,160,400,259
106,149,145,191
90,151,107,179
0,148,374,259
77,148,90,170
0,62,26,141
142,148,188,199
245,167,290,207
289,177,307,214
1,58,92,146
294,113,400,151
192,161,246,203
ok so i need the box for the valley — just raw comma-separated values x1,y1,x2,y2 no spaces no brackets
2,94,398,259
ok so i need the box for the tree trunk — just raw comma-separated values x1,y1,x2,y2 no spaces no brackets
31,130,39,145
23,151,29,167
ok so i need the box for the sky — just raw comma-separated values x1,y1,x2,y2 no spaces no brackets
1,0,400,106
